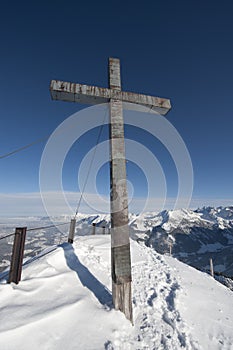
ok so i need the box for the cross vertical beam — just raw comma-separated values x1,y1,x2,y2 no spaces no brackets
50,57,171,322
109,58,132,321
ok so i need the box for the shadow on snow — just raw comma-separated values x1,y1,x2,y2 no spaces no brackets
61,242,112,308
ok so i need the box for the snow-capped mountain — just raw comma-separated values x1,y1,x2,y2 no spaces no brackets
137,207,233,277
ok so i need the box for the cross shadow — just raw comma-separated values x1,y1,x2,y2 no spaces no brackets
61,243,112,308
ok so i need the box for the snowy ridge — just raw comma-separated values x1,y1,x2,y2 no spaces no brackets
131,207,233,234
1,236,233,349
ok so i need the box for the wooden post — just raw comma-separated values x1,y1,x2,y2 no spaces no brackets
8,227,27,284
102,226,105,235
169,242,172,255
92,223,96,235
68,218,76,243
210,258,214,277
109,58,133,322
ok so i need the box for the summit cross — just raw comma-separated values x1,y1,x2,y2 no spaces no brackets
50,58,171,322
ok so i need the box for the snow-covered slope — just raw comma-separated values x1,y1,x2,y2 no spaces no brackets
1,236,233,350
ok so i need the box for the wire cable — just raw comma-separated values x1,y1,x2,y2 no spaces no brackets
0,232,15,241
74,107,108,218
0,105,109,161
27,221,69,232
0,222,69,240
0,136,49,159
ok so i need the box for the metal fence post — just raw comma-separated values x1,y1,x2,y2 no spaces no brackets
8,227,27,284
68,219,76,243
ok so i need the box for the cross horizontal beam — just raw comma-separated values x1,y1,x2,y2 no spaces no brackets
50,80,171,115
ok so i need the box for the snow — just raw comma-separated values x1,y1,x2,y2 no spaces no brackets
166,255,233,349
162,209,201,232
1,235,233,349
132,207,233,235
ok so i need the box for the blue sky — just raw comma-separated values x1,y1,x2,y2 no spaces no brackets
1,0,233,215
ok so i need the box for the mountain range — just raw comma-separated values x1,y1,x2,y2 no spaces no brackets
1,206,233,283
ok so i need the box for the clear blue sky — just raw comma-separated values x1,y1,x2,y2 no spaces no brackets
1,0,233,215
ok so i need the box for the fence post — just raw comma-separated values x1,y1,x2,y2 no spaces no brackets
102,226,105,235
210,258,214,277
92,223,96,235
8,227,27,284
169,242,172,255
68,219,76,244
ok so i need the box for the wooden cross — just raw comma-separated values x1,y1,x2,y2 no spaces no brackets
50,58,171,322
